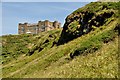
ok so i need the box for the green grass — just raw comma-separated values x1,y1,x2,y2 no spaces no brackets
2,19,118,78
40,38,118,78
1,34,36,64
59,2,119,45
73,2,120,14
1,2,119,78
1,29,62,64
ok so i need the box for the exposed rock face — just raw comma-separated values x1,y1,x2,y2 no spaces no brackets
58,2,119,45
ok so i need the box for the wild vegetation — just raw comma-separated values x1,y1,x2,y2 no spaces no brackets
58,2,120,44
1,2,119,78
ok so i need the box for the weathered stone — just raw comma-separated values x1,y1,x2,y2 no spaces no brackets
57,9,115,45
18,20,61,34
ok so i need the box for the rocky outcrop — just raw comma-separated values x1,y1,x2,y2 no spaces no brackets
58,2,119,45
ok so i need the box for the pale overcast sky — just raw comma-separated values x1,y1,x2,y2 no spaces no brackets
1,0,98,35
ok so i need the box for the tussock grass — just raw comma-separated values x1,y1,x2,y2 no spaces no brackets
1,2,119,78
2,19,118,78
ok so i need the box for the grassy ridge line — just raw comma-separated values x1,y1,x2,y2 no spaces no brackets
2,31,59,68
3,30,62,77
6,20,118,78
2,29,61,67
2,34,37,65
2,29,61,66
72,2,119,14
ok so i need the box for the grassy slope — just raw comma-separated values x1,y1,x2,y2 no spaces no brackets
1,34,36,64
1,29,61,65
2,2,119,78
2,19,118,78
33,37,118,78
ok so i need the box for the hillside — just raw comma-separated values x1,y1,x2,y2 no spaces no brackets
98,0,120,2
1,2,119,78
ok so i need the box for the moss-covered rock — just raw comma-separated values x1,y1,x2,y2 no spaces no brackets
58,2,120,45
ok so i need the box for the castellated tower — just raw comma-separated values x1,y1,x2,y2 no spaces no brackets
18,23,28,34
44,20,49,27
18,20,61,34
53,21,61,29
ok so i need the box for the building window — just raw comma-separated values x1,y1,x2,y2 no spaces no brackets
41,25,45,29
34,27,36,30
33,26,38,30
21,27,25,31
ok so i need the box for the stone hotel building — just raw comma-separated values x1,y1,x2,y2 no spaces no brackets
18,20,61,34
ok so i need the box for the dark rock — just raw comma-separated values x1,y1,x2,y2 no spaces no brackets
49,35,53,38
43,39,49,44
38,47,43,52
114,23,120,35
57,10,114,45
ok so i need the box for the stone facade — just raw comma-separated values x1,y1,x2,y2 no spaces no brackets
18,20,61,34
